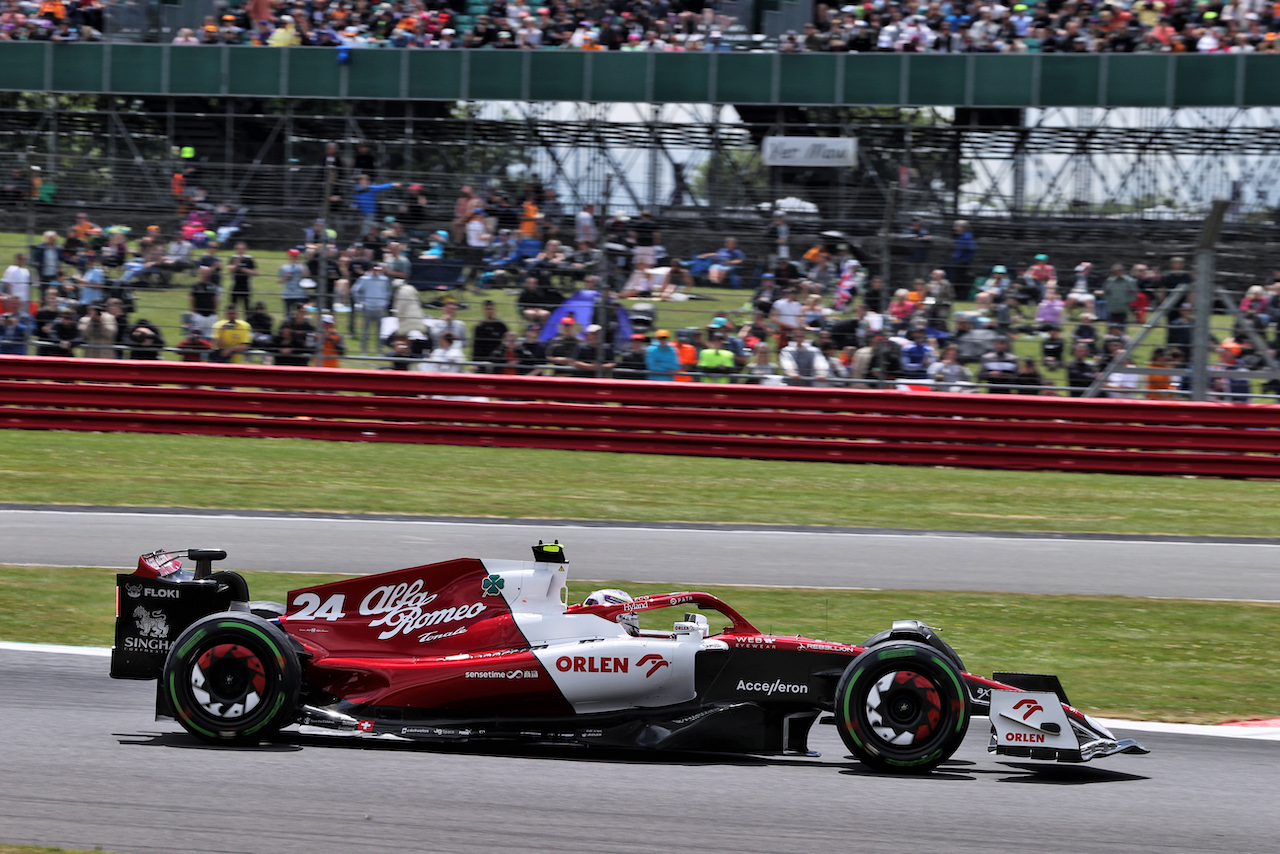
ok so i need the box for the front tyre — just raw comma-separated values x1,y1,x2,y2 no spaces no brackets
834,641,970,774
162,613,300,744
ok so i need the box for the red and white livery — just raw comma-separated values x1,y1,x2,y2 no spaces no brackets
110,542,1148,773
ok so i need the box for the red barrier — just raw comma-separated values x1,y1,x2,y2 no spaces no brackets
5,355,1280,425
4,356,1280,477
3,380,1279,453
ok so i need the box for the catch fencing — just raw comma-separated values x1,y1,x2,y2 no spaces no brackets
3,355,1280,477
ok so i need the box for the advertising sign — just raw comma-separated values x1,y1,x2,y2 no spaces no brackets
762,136,858,168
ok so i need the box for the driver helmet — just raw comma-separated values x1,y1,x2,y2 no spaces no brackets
583,588,639,636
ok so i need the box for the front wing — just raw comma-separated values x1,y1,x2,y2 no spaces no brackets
988,689,1149,762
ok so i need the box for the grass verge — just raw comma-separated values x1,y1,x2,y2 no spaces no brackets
2,430,1280,536
7,565,1276,724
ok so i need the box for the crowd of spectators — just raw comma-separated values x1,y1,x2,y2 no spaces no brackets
5,0,1280,54
840,233,1280,400
0,0,105,42
3,186,1277,401
163,0,1280,55
789,0,1280,54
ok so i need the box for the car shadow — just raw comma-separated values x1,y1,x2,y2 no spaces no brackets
990,762,1149,784
117,727,849,768
838,757,978,781
285,733,859,769
114,731,1145,782
115,731,304,752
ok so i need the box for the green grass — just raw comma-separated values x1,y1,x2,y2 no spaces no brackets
2,430,1279,536
6,564,1276,723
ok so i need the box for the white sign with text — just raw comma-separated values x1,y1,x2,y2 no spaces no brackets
762,136,858,168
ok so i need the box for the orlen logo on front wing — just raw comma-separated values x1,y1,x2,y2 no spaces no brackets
999,697,1059,744
556,654,670,678
1013,697,1044,720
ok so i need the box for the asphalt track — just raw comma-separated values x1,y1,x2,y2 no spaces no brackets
2,645,1278,854
4,505,1280,600
3,507,1280,853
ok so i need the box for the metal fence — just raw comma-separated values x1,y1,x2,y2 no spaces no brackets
100,2,191,43
3,146,1275,295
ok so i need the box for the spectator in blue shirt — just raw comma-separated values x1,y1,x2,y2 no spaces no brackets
645,329,680,381
949,219,977,301
700,237,746,287
0,312,31,355
78,256,106,306
352,174,401,233
351,263,394,354
898,328,937,379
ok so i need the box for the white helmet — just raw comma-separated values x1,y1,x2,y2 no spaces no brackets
583,588,639,636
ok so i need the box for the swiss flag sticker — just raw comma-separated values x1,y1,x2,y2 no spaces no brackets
357,720,374,733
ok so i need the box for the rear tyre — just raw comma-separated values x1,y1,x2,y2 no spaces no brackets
162,613,300,744
834,641,970,774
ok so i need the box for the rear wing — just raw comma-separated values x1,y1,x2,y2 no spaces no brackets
110,549,239,680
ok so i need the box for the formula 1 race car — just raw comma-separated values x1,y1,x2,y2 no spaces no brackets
110,542,1148,773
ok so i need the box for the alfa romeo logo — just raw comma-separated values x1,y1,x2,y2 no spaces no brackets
481,574,505,597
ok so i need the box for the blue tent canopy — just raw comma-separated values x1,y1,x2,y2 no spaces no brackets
540,290,633,343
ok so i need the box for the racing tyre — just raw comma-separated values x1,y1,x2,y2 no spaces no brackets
860,623,966,673
162,612,300,744
834,641,970,774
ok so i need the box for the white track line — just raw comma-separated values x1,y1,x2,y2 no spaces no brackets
1098,718,1280,741
0,641,110,657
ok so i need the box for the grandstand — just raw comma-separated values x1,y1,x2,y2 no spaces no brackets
3,49,1280,265
1,40,1279,399
13,0,1280,53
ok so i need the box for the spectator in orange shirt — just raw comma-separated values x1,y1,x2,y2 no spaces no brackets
674,330,698,381
71,211,97,241
1146,347,1176,399
519,195,541,239
905,278,927,305
318,313,346,367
